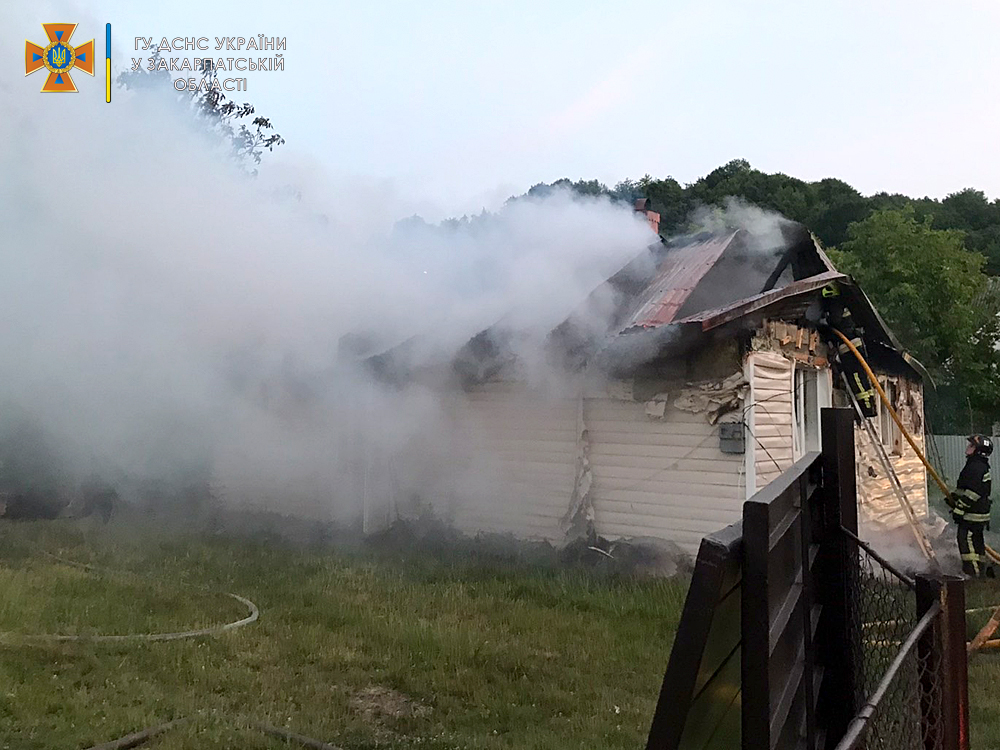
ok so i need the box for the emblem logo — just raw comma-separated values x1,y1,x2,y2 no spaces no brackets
25,23,95,93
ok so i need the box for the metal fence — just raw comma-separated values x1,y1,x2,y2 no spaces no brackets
928,433,1000,489
832,529,966,750
648,409,970,750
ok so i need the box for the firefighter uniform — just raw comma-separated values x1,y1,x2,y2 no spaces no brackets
820,283,877,417
949,451,992,577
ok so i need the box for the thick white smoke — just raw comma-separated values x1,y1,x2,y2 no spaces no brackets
0,7,654,521
686,196,795,252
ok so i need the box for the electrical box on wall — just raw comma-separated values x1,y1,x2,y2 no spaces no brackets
719,422,745,454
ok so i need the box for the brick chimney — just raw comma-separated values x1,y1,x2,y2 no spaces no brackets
634,198,660,234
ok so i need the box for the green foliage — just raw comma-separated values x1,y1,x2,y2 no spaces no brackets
829,208,1000,425
526,178,612,200
930,189,1000,275
192,88,285,171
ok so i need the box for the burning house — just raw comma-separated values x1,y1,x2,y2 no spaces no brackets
348,205,930,556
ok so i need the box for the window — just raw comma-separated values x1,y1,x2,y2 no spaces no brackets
878,379,902,455
794,367,821,458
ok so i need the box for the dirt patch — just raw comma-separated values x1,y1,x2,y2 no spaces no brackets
350,686,430,722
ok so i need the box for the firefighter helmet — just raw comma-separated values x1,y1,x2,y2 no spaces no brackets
968,434,994,457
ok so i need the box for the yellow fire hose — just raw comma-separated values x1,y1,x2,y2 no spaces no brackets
830,329,1000,563
831,329,1000,654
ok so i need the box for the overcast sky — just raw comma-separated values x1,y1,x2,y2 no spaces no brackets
11,0,1000,220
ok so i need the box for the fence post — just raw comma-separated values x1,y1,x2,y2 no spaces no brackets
798,472,818,750
818,407,860,748
917,575,969,750
821,407,858,536
939,576,970,750
741,496,770,750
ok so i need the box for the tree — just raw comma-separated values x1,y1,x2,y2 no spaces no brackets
610,178,642,204
117,53,284,174
804,179,870,247
687,160,818,226
638,176,691,234
829,208,1000,429
938,189,994,232
190,71,285,171
928,189,1000,275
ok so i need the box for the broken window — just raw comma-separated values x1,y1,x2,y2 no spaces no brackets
878,379,902,455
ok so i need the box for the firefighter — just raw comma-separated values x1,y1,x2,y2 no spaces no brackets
819,283,877,417
947,435,995,578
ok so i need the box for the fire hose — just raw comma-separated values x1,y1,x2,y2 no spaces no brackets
80,718,344,750
0,551,259,645
830,329,1000,564
831,329,1000,654
20,552,343,750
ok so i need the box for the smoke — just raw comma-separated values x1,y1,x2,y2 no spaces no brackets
686,196,795,255
860,512,965,579
0,18,654,521
1,5,817,534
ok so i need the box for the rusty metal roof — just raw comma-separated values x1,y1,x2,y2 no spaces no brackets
618,232,738,331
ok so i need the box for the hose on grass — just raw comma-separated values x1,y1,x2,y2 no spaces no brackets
0,551,258,644
968,607,1000,654
253,722,345,750
19,549,345,748
2,591,258,644
80,718,188,750
79,717,345,750
29,554,337,747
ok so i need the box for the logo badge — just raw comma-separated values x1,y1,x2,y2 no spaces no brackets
25,23,95,93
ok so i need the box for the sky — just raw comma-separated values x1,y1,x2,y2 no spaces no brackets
8,0,1000,220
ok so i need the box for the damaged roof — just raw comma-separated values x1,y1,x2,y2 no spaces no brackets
619,232,737,330
360,217,924,385
612,221,836,334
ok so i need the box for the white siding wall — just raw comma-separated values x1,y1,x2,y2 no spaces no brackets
385,352,928,552
439,383,577,541
585,398,746,555
434,383,748,555
749,351,795,490
429,358,818,555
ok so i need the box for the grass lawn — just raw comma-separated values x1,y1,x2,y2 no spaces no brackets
8,512,1000,749
0,519,688,749
960,579,1000,748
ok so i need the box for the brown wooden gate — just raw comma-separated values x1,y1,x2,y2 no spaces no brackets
646,408,969,750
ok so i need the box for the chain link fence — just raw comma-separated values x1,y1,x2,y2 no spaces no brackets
837,534,946,750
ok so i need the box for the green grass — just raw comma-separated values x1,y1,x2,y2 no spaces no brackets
0,564,243,639
960,579,1000,748
927,484,1000,746
0,519,688,749
13,513,999,749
